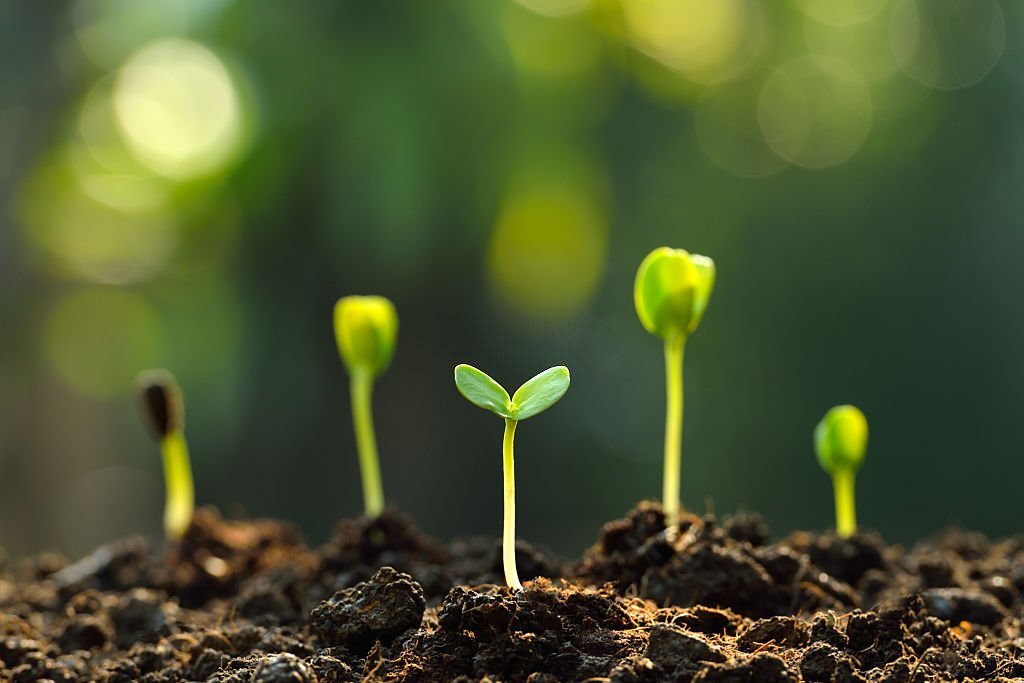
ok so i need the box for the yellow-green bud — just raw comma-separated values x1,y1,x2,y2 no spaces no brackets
634,247,716,341
815,405,868,475
334,296,398,376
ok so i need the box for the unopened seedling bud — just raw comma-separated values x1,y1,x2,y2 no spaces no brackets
136,369,194,541
815,405,868,539
634,247,716,527
334,295,398,517
455,364,570,591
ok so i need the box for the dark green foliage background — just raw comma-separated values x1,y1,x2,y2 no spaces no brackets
1,1,1021,559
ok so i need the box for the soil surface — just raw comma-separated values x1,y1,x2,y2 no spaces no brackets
2,502,1023,682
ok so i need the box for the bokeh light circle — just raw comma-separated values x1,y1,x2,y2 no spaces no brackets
695,76,789,178
622,0,763,84
114,38,243,179
890,0,1005,90
21,165,178,284
513,0,590,17
802,11,902,82
793,0,889,27
758,56,873,170
44,288,163,397
487,162,607,322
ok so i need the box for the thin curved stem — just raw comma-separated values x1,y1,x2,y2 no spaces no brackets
502,418,522,591
351,369,384,517
662,335,686,526
833,470,857,539
161,432,194,541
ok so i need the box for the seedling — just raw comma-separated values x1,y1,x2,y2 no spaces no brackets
634,247,715,526
334,295,398,518
815,405,868,539
454,364,570,591
136,369,194,541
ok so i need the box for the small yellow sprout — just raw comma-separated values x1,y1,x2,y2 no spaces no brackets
814,404,868,539
334,295,398,517
136,369,194,541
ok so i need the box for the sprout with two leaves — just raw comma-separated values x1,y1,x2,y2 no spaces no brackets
334,295,398,518
634,247,715,527
815,405,868,539
454,364,570,591
136,369,194,541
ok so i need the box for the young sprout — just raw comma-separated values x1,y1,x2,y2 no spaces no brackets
454,364,570,591
634,247,715,526
334,295,398,518
136,369,194,541
815,405,868,539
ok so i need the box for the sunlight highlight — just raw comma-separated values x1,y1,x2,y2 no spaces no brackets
114,38,243,179
487,160,607,322
622,0,762,84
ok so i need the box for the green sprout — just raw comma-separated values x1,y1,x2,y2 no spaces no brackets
454,364,570,591
814,405,868,539
334,295,398,518
136,369,194,541
634,247,715,526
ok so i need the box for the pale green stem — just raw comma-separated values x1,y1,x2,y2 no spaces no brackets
663,335,686,526
351,369,384,517
833,469,857,539
161,431,194,541
502,418,522,591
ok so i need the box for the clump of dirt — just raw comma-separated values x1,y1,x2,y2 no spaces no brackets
2,501,1023,682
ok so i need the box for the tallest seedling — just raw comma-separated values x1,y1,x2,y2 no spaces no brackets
334,296,398,517
634,247,715,526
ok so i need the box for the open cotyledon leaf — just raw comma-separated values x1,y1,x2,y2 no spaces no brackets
510,366,570,421
454,364,570,421
454,364,513,419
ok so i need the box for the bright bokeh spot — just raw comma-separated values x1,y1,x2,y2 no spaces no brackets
793,0,889,27
44,288,163,397
21,163,177,283
622,0,762,84
514,0,590,17
890,0,1005,90
758,56,873,170
696,77,788,178
114,39,243,179
487,162,607,322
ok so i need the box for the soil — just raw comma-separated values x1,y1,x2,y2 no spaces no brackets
2,502,1023,682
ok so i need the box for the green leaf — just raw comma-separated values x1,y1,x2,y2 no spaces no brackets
814,405,868,475
510,366,570,421
454,364,512,418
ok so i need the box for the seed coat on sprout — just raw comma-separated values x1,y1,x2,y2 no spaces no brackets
136,369,194,541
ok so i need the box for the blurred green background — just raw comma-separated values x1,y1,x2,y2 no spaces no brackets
1,0,1021,560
